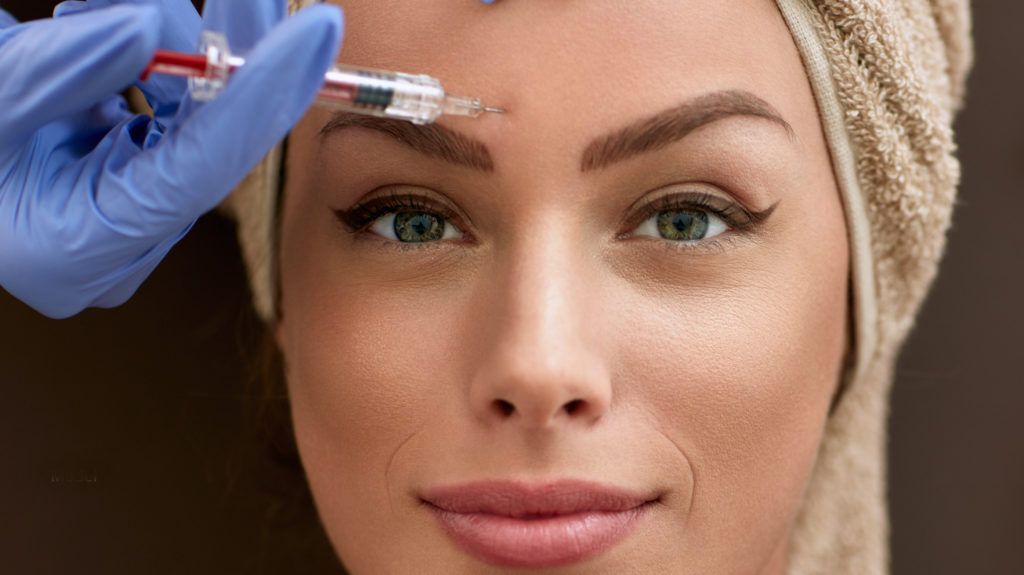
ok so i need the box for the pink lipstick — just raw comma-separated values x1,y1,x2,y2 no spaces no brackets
421,479,656,568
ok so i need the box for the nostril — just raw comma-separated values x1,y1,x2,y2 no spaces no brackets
563,399,583,415
494,399,515,417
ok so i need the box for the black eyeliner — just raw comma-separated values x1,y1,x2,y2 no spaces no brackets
334,191,459,234
623,191,779,237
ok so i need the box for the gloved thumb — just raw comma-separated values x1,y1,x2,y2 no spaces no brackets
0,5,161,149
94,4,344,238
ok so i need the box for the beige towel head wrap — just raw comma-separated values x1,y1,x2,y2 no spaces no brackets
222,0,973,572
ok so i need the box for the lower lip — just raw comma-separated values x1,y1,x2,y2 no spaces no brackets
427,501,652,568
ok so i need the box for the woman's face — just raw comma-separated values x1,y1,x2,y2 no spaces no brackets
277,0,849,573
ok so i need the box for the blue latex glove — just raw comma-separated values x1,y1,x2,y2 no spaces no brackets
0,0,344,318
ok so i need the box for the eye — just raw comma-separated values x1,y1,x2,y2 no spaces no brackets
633,207,729,243
334,191,466,244
370,211,463,243
624,189,776,246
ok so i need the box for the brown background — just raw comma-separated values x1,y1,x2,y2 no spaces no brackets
1,1,1021,573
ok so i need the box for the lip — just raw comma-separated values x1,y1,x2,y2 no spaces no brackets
420,479,657,568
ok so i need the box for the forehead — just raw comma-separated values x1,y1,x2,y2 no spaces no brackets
320,0,815,166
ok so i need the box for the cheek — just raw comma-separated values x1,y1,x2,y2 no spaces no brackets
284,283,464,448
629,281,842,481
279,298,436,571
617,217,848,555
278,224,473,561
279,240,466,473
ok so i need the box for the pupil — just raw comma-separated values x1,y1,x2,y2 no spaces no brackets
410,216,430,235
672,212,694,232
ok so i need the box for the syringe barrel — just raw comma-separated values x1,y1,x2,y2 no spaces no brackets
319,67,447,125
185,32,452,125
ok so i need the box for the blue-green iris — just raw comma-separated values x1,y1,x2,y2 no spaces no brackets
394,211,445,242
657,210,710,241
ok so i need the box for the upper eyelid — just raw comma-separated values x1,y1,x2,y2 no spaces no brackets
358,187,460,213
625,184,742,214
340,187,472,231
645,188,778,224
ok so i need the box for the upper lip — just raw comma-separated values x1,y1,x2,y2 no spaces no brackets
420,479,657,518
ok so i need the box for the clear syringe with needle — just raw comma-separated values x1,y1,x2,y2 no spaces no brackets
140,31,505,125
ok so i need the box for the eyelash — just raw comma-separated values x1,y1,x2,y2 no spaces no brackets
334,189,774,251
624,191,770,234
336,191,463,234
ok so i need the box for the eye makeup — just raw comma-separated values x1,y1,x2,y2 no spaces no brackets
334,188,468,237
617,189,779,240
332,185,779,250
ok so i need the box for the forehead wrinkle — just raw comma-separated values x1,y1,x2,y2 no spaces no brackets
319,112,495,173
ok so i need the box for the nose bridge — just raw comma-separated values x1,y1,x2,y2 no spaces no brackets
468,214,612,431
509,220,580,359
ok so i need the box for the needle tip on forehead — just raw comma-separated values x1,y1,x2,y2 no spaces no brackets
443,95,506,118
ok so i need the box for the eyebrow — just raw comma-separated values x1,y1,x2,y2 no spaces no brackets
580,90,795,172
319,113,495,172
318,89,793,174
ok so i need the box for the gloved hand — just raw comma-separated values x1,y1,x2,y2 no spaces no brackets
0,0,344,319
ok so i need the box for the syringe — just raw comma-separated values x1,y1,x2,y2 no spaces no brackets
140,31,505,125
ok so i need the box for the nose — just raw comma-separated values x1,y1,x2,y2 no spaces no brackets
467,233,612,431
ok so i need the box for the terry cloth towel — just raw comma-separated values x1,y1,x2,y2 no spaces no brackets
220,0,973,572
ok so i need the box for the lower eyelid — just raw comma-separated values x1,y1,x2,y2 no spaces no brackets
624,233,744,254
356,232,456,253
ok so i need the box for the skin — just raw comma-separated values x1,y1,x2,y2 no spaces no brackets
276,0,850,573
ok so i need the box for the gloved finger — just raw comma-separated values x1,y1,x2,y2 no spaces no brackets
202,0,286,54
87,222,193,311
94,4,344,237
53,1,89,17
169,0,289,124
58,0,199,53
0,8,18,28
90,0,202,110
0,5,161,150
54,0,201,118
